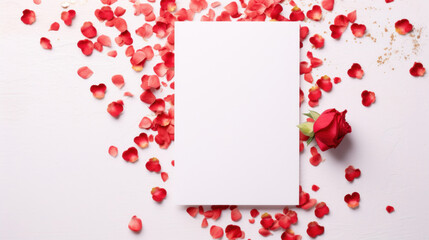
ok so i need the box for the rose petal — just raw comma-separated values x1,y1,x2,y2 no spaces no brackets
361,90,376,107
40,37,52,50
347,63,364,79
351,23,366,37
49,22,60,31
410,62,426,77
128,216,142,232
61,10,76,26
210,225,224,239
107,100,123,118
77,66,93,79
122,147,138,163
395,19,413,35
108,146,118,157
21,9,36,25
90,84,106,99
81,21,97,38
345,165,361,182
344,192,360,208
307,221,324,238
135,133,149,149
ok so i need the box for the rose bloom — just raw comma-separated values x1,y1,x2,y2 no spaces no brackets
313,109,352,151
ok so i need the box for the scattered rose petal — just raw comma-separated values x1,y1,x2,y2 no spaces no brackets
347,63,364,79
49,22,60,31
347,10,357,23
312,185,320,191
386,205,395,213
128,216,142,232
112,74,125,89
310,147,322,166
410,62,426,77
146,157,161,172
334,77,341,84
210,225,224,239
250,209,259,218
315,202,330,218
161,172,168,182
122,147,138,163
40,37,52,50
134,133,149,149
316,76,332,92
187,207,198,217
395,19,413,35
77,66,93,79
107,50,117,57
21,9,36,25
344,192,360,209
321,0,334,11
97,35,111,47
77,39,94,56
345,165,361,182
361,90,376,107
108,146,118,157
307,221,324,238
231,208,242,222
351,23,366,37
90,84,106,99
81,21,97,38
225,225,244,240
61,9,76,26
140,90,156,104
309,34,324,49
151,187,167,202
107,100,123,118
307,5,322,21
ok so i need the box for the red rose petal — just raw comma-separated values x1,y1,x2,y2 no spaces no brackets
361,90,376,107
345,165,361,182
315,202,330,218
334,77,341,84
210,225,224,239
231,208,242,222
225,224,244,240
347,10,357,23
308,86,321,107
300,26,309,40
97,35,111,47
40,37,52,50
135,133,149,149
351,23,366,37
139,117,152,129
309,34,324,49
187,207,198,217
307,221,324,238
312,184,320,191
300,61,312,75
250,209,259,218
77,66,93,79
33,0,41,4
344,192,360,209
107,100,123,118
90,84,106,99
386,205,395,213
122,147,138,163
114,17,128,32
61,10,76,26
304,73,314,83
81,21,97,38
306,5,322,21
321,0,334,11
111,74,125,89
395,19,413,35
136,23,153,40
149,99,165,113
260,213,274,229
410,62,426,77
386,0,394,2
49,22,60,31
330,24,347,39
189,0,208,13
115,30,133,46
21,9,36,25
225,2,242,18
310,147,322,166
316,76,332,92
140,90,156,104
107,50,117,57
128,216,142,232
161,172,169,182
347,63,364,79
300,198,317,210
141,75,161,90
114,6,126,16
259,228,272,237
201,217,208,228
145,157,161,172
108,146,118,157
151,187,167,202
77,39,94,56
289,6,304,21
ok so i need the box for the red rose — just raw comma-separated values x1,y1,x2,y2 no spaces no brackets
313,109,352,151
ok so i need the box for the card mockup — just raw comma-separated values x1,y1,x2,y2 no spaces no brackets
174,22,300,205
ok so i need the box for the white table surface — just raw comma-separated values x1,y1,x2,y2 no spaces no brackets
1,0,428,239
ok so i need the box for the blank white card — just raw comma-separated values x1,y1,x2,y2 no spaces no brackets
175,22,299,205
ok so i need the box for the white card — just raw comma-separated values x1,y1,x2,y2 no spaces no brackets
174,22,300,205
